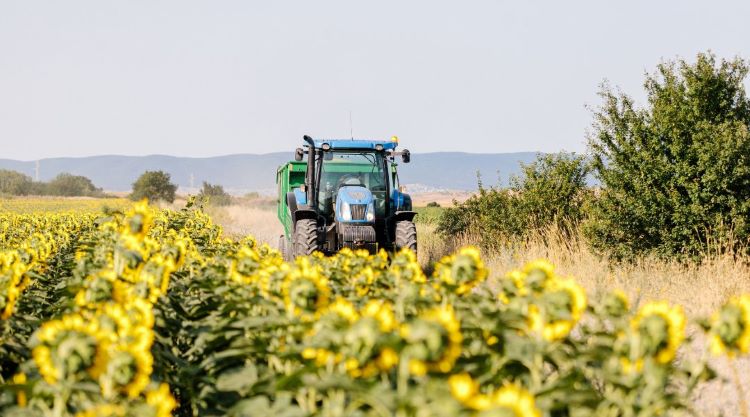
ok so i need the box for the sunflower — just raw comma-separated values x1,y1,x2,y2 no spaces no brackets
629,301,685,365
448,373,479,403
362,299,397,332
281,258,330,320
122,200,153,240
602,290,630,317
12,373,26,407
326,298,360,323
390,248,427,284
33,314,114,384
484,384,542,417
449,374,541,417
229,246,263,284
90,342,153,399
527,279,587,341
433,246,488,296
709,295,750,356
74,404,126,417
146,383,178,417
401,305,463,375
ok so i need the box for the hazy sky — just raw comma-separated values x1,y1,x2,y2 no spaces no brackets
1,1,749,160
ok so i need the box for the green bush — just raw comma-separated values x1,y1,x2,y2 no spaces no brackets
414,206,444,225
130,170,177,203
198,181,232,206
0,169,33,195
437,153,590,248
45,173,104,197
586,52,750,259
0,169,105,197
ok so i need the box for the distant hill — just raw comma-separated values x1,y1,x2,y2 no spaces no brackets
0,152,540,194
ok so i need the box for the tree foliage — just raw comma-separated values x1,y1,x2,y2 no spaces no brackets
198,181,232,206
130,171,177,203
0,169,104,197
45,173,104,197
587,52,750,258
437,153,590,248
0,169,33,196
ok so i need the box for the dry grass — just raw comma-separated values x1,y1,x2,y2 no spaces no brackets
418,224,750,417
162,197,284,245
419,225,750,315
206,204,283,244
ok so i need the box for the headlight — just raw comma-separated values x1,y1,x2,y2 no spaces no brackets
340,201,352,221
366,202,375,222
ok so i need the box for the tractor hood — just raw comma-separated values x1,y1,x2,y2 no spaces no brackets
335,186,375,223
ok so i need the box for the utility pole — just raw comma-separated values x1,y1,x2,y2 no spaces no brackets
190,173,195,189
35,160,40,182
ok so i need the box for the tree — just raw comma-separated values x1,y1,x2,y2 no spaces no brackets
510,153,590,234
46,173,103,196
587,52,750,259
198,182,232,206
0,169,32,195
131,171,177,203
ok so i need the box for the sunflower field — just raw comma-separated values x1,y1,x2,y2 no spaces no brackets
0,199,749,417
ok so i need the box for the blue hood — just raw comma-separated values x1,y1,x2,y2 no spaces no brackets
335,186,374,223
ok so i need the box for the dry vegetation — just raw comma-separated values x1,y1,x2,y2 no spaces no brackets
418,224,750,417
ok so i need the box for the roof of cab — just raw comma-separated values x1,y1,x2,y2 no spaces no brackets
312,139,398,150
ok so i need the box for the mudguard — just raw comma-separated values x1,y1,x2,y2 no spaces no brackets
288,191,317,228
393,211,417,222
293,209,317,227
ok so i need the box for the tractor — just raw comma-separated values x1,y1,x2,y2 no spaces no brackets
276,135,417,259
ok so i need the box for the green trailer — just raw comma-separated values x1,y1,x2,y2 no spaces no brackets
276,161,307,239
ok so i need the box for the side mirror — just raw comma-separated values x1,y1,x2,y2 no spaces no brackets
294,148,304,161
401,149,411,163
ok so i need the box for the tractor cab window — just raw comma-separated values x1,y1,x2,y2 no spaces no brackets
318,151,388,218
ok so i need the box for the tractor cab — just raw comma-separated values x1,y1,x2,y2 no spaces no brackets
277,136,417,259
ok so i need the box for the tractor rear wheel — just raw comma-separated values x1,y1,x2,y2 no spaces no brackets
279,235,291,261
394,220,417,253
294,219,319,257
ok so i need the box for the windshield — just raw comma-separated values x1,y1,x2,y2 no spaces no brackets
317,151,388,218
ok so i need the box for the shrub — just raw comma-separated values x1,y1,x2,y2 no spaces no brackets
426,201,441,208
130,171,177,203
586,52,750,259
438,153,590,248
0,169,32,195
198,181,232,206
45,173,103,197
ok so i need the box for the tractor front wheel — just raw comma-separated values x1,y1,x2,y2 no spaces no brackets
294,219,319,257
394,220,417,253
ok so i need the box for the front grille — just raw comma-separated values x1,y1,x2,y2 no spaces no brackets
350,204,367,220
341,224,377,243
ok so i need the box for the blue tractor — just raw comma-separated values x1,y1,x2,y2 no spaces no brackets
276,135,416,258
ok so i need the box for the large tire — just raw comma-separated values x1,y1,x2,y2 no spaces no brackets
394,220,417,253
279,235,291,261
294,219,319,257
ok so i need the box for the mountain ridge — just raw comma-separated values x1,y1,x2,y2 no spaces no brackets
0,152,541,193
